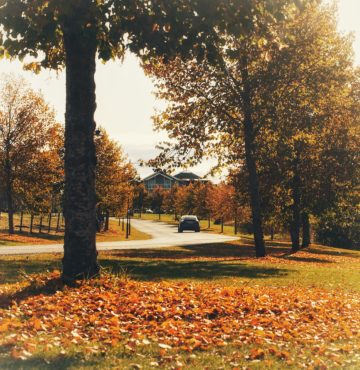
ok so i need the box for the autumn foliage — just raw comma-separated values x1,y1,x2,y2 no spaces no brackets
0,271,359,367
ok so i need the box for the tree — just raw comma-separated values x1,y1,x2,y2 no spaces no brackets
18,123,64,215
149,186,165,218
0,0,307,279
192,182,212,220
207,183,241,228
145,1,359,255
95,128,136,230
174,185,193,216
133,182,146,216
254,4,359,251
170,182,211,219
0,75,60,234
162,184,179,219
145,2,312,256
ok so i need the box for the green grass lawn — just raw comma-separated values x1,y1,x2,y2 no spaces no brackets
0,216,150,246
1,241,359,291
0,241,359,369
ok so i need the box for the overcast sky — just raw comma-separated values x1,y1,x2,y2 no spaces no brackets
1,0,359,179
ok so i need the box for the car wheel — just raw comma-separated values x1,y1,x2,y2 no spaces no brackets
178,228,183,233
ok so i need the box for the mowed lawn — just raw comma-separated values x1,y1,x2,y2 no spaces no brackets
0,215,150,246
0,241,359,369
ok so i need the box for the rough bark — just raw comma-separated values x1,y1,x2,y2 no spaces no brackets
241,61,266,257
61,25,99,283
301,212,311,248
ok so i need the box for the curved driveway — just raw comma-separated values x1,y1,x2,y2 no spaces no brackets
0,219,239,255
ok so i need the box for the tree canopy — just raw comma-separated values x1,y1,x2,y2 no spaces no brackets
0,74,63,232
145,1,360,253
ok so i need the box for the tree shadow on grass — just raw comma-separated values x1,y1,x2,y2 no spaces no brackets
104,241,338,261
281,256,335,264
0,353,89,370
104,242,291,260
304,247,360,258
99,258,290,282
0,256,61,284
103,240,345,265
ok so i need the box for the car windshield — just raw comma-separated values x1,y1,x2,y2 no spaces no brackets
181,216,198,221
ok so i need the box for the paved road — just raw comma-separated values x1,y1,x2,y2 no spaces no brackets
0,219,239,255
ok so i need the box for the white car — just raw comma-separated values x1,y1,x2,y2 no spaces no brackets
145,209,154,214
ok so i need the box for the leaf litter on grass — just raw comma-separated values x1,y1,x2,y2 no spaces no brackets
0,271,359,368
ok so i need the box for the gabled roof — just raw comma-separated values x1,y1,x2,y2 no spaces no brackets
142,171,178,182
173,171,202,180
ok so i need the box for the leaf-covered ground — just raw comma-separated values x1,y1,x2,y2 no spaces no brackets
0,269,359,369
0,218,150,246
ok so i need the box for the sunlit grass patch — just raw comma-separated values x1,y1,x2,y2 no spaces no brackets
0,218,150,246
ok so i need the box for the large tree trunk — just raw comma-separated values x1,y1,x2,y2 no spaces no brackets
243,122,266,257
5,156,14,235
290,168,301,252
61,25,99,283
301,212,311,248
241,60,266,257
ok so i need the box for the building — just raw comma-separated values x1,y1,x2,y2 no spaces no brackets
174,171,203,185
143,171,206,191
142,172,178,191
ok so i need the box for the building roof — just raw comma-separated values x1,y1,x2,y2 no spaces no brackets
173,171,202,180
142,171,178,182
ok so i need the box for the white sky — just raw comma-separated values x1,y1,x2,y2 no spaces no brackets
0,0,359,179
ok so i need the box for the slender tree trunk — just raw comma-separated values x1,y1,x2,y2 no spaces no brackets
19,211,23,233
104,210,110,231
48,212,52,233
30,214,34,234
301,212,311,248
56,213,61,233
234,211,238,235
61,23,99,283
5,158,14,235
126,212,129,239
241,61,266,257
290,169,301,252
39,215,43,234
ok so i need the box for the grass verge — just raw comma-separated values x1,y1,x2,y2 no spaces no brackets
0,241,359,369
0,219,150,246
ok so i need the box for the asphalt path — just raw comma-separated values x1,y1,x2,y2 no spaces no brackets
0,219,239,255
